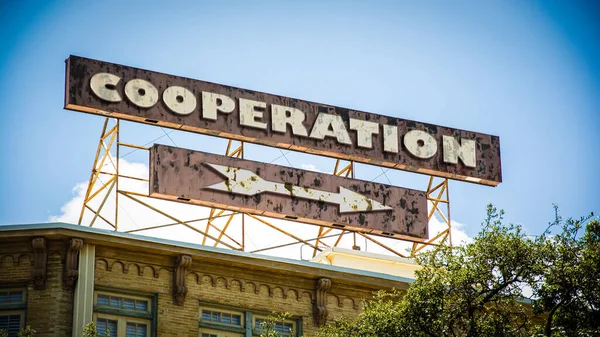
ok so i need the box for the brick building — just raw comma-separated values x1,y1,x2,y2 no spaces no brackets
0,223,413,337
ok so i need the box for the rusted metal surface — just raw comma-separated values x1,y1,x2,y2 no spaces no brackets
66,55,502,186
150,144,428,240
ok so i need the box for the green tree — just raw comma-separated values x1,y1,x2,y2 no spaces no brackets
532,208,599,336
16,326,35,337
316,205,600,337
82,322,110,337
0,326,36,337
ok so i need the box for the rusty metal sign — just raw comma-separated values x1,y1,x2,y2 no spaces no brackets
149,144,428,240
66,55,502,186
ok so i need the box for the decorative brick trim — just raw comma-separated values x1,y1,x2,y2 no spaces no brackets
173,254,192,306
64,238,83,290
313,277,331,326
32,237,47,290
94,256,363,311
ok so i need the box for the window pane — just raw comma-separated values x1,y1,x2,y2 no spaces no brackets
109,296,122,308
108,320,118,337
255,318,265,329
231,314,241,325
136,323,147,337
0,314,21,336
8,292,22,303
97,319,117,337
284,323,293,333
211,312,220,322
97,294,109,306
135,300,148,311
222,313,231,324
126,322,136,336
0,291,22,304
96,319,107,335
123,298,135,310
275,322,283,332
126,322,147,337
201,310,211,321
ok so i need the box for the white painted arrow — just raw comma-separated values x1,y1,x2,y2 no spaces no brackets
204,163,392,214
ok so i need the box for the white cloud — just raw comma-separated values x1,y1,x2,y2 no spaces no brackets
49,181,88,224
428,213,473,246
49,159,472,261
48,159,323,259
300,164,322,172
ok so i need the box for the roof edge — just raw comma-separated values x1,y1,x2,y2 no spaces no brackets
0,222,415,286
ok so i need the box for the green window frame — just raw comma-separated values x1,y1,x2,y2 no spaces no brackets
93,312,150,337
200,308,244,328
252,315,296,337
0,287,27,337
93,289,156,337
198,302,301,337
199,327,244,337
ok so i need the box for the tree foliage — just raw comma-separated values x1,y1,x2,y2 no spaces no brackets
532,207,600,336
316,205,600,337
0,326,36,337
258,312,294,337
16,326,36,337
82,322,111,337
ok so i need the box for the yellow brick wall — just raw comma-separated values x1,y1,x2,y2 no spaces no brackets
0,254,30,284
94,248,375,337
1,240,385,337
0,242,73,337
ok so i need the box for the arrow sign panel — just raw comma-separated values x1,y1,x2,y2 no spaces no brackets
150,144,428,240
204,163,393,213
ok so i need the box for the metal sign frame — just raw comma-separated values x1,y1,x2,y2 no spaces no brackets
77,117,452,258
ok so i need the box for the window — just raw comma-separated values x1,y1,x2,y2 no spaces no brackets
0,288,26,337
96,317,117,337
126,322,148,337
198,307,245,337
253,316,296,337
94,291,153,337
201,308,243,327
96,294,149,313
94,313,149,337
0,290,24,305
0,312,24,337
198,327,243,337
198,304,300,337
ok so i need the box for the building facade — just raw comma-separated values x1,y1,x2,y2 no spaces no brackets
0,223,412,337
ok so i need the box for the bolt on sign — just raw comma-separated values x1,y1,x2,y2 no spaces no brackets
65,56,502,186
150,144,428,240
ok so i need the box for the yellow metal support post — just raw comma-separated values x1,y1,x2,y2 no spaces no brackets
78,118,119,229
312,159,354,257
202,139,245,249
411,176,452,256
77,119,451,259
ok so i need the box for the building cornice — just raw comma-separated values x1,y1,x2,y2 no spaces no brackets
0,223,413,290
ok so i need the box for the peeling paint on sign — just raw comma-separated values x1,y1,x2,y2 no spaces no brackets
149,145,428,240
204,163,393,213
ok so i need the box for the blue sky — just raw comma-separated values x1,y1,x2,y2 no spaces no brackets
0,0,598,240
